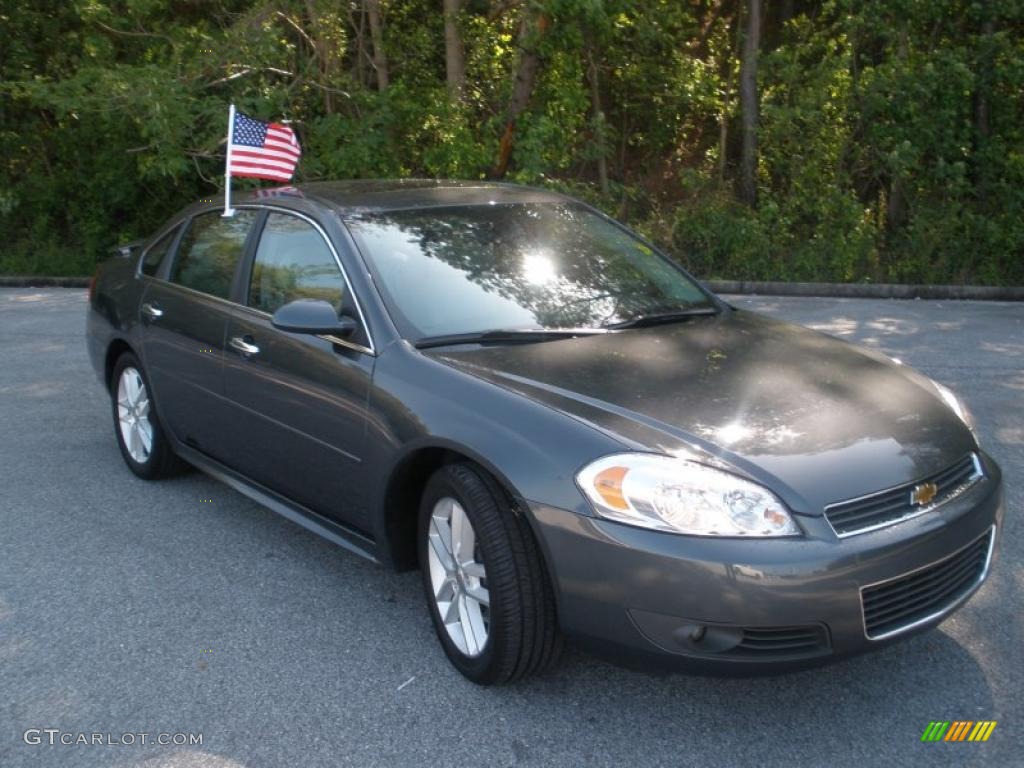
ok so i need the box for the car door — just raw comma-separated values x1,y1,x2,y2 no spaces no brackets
221,209,375,531
140,209,259,463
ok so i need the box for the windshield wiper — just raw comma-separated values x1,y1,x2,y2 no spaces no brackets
603,306,720,330
414,328,607,350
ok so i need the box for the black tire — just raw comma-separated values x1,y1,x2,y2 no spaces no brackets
110,351,187,480
418,462,563,684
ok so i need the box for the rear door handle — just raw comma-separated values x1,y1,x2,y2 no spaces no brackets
141,302,163,320
229,336,260,356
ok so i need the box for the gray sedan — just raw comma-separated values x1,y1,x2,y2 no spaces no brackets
86,180,1004,684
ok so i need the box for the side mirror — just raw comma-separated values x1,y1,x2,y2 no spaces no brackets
271,299,357,337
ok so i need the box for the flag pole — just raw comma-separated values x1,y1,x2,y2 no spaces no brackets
223,103,236,217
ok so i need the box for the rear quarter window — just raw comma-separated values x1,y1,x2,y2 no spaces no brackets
140,226,180,277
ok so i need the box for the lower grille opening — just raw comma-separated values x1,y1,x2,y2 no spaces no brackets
729,625,831,659
667,622,831,660
629,608,833,662
861,529,993,640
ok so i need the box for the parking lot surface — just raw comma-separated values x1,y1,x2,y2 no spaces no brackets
1,288,1021,767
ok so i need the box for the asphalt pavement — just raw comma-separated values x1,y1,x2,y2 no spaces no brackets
1,289,1021,767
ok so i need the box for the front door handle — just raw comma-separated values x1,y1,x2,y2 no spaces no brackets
229,336,260,356
141,302,163,320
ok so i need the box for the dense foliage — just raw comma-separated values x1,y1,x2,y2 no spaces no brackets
2,0,1022,283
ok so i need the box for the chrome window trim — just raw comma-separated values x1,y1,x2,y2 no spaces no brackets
860,526,995,641
233,303,374,357
825,453,983,539
142,276,242,312
140,204,376,356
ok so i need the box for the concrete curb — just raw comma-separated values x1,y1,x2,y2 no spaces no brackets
0,276,90,288
1,275,1021,300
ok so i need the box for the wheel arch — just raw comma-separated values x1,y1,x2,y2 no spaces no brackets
104,338,136,392
379,440,536,572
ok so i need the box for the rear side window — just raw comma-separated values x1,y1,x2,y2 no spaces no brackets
140,226,179,276
248,212,347,314
170,210,257,299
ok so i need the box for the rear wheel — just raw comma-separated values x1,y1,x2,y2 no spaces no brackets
110,352,186,480
418,463,562,684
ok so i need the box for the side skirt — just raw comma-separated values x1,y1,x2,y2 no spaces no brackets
175,442,381,565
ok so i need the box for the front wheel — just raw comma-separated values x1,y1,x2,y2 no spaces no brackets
418,463,562,684
110,352,186,480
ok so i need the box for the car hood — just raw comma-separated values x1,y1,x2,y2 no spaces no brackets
428,310,976,514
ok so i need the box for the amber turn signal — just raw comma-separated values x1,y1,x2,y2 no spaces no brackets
593,465,630,510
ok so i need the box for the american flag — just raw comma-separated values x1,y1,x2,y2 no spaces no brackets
228,111,301,182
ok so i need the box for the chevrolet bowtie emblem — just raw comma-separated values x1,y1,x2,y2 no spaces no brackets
911,481,939,506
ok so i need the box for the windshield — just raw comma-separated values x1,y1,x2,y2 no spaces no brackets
345,203,715,340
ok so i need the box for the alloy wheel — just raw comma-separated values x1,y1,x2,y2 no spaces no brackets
116,366,153,464
426,496,491,657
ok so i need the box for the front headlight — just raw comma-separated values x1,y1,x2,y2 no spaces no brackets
576,453,800,537
932,380,977,436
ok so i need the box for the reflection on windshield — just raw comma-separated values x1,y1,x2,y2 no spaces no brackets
346,203,711,339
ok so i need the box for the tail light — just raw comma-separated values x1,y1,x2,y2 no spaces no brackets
88,271,98,302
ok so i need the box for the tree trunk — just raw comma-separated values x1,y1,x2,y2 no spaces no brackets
718,90,729,183
719,6,741,184
304,1,335,114
351,5,368,87
738,0,761,206
586,47,609,195
780,0,795,25
973,5,995,197
444,0,465,101
365,0,389,90
974,18,993,142
886,27,909,234
490,11,551,179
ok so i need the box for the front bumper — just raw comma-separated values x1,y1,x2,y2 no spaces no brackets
528,452,1004,674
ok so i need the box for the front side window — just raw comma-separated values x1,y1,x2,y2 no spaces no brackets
248,212,347,314
141,225,179,276
170,210,257,299
345,203,713,340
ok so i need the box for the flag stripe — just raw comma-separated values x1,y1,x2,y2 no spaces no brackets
230,160,294,176
234,145,300,162
229,162,296,177
267,127,298,143
232,146,295,158
230,152,300,171
266,127,298,143
263,139,301,155
229,167,294,181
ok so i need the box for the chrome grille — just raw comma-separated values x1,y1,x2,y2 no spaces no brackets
861,528,993,640
825,454,982,537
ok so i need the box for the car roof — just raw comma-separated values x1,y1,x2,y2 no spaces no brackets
231,179,572,214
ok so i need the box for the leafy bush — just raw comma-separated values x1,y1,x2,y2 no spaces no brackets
1,0,1022,284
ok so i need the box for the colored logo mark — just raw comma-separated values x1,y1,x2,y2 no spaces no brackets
910,481,939,506
921,721,997,742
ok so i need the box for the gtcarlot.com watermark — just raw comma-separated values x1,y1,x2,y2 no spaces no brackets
23,729,202,747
